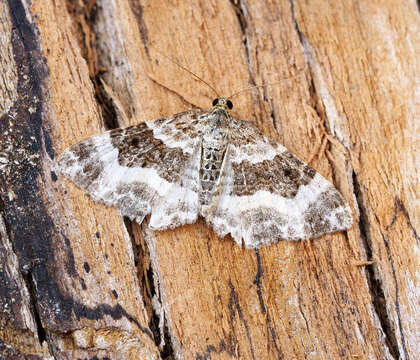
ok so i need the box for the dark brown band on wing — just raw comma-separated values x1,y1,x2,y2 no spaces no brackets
231,151,316,197
110,123,190,183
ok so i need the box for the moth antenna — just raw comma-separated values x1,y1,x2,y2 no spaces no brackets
154,50,220,98
227,72,303,100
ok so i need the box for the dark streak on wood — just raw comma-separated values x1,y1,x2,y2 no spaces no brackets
2,0,56,335
228,281,256,360
253,250,265,313
63,234,77,277
195,340,227,360
0,203,28,329
386,197,419,243
128,0,149,55
1,0,154,340
253,250,283,359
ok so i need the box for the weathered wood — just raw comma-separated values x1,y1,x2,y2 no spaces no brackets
0,0,159,358
0,2,52,358
0,0,418,359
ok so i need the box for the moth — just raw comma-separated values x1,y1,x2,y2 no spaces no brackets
58,97,353,248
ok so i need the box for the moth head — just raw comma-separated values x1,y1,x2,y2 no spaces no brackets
212,98,233,112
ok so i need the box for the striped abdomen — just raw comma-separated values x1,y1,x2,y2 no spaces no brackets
199,143,226,206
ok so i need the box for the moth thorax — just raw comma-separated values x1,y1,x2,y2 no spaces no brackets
204,111,230,141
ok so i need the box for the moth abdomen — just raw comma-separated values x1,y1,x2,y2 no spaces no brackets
199,144,226,206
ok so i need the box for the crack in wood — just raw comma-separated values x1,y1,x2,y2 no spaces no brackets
289,0,304,45
352,171,401,360
123,218,175,358
229,0,257,87
65,0,120,130
21,269,47,348
379,229,409,359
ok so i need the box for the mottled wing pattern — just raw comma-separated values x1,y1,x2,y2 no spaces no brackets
205,118,353,248
58,110,205,229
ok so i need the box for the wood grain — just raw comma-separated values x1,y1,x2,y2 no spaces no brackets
0,0,418,359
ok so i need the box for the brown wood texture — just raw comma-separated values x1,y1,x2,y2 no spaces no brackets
0,0,419,359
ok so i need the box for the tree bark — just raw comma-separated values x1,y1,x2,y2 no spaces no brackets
0,0,418,359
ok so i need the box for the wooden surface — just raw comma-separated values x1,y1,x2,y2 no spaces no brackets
0,0,419,359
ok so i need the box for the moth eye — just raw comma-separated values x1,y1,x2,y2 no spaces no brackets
212,98,219,106
227,100,233,109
